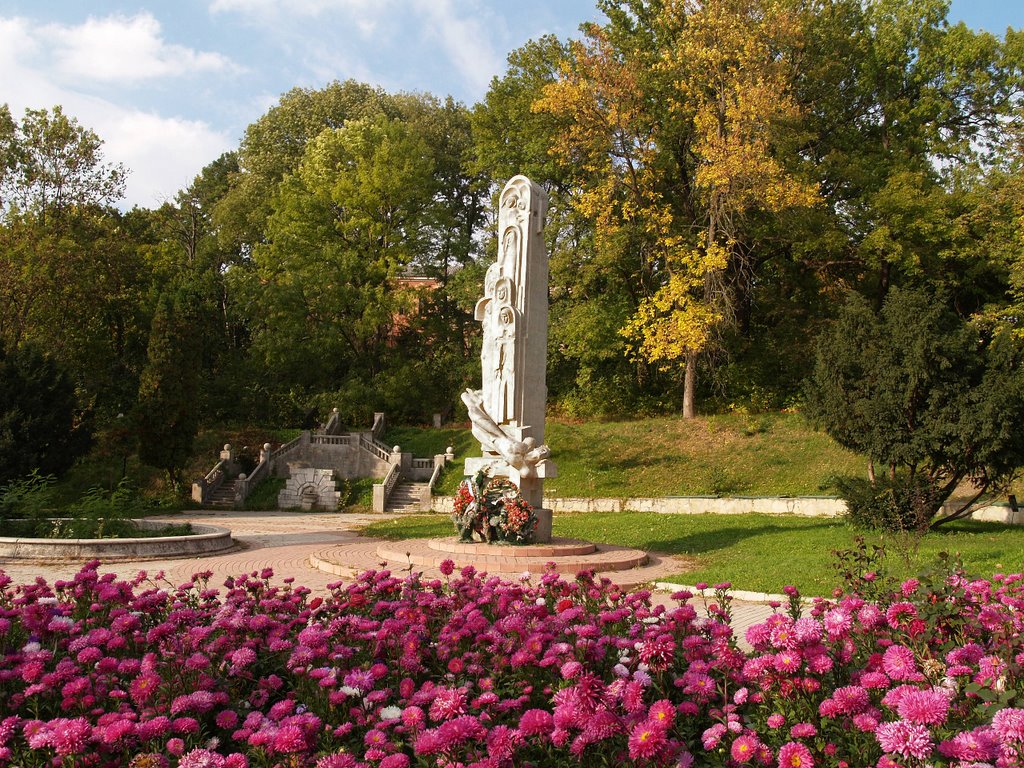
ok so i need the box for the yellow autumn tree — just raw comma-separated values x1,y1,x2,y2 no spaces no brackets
537,0,818,417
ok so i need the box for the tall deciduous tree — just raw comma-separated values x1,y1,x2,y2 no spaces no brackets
242,116,438,415
535,0,817,417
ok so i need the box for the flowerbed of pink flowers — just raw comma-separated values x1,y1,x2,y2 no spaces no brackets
1,556,1022,768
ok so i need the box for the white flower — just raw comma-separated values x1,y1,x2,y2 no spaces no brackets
380,706,402,720
339,686,360,697
535,597,546,605
520,572,532,582
613,664,629,677
206,737,220,750
642,616,661,624
22,642,41,653
37,597,57,606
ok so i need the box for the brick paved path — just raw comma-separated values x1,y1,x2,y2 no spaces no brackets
0,510,775,644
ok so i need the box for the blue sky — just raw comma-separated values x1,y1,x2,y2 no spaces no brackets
0,0,1020,209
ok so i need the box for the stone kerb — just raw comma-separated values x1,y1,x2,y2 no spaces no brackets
0,521,233,560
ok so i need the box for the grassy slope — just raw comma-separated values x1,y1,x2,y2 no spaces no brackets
361,512,1024,596
387,413,864,498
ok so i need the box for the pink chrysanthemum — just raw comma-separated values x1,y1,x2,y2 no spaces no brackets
767,714,785,729
992,708,1024,742
271,725,308,754
895,687,950,725
648,699,675,729
822,609,853,639
178,749,226,768
790,723,817,739
778,741,814,768
435,715,485,748
774,651,801,673
876,720,933,760
831,685,870,715
518,709,554,738
379,755,409,768
628,720,666,760
50,718,91,756
938,728,999,762
882,645,922,681
730,733,760,764
429,686,468,721
486,725,522,760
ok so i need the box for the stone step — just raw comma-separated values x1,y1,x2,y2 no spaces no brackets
309,538,683,589
375,537,649,575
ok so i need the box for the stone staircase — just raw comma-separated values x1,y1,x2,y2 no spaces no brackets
386,481,430,513
205,479,238,509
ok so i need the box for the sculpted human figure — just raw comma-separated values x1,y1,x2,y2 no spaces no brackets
464,175,554,512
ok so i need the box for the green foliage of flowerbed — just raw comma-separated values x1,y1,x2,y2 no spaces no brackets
0,473,192,539
361,511,1024,596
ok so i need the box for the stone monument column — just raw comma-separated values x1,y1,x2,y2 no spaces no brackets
462,175,556,542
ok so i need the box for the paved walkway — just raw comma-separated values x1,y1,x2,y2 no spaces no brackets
0,510,775,644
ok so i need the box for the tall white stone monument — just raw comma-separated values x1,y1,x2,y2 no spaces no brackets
462,175,556,542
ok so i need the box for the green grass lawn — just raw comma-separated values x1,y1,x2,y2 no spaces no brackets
386,413,865,498
360,511,1024,596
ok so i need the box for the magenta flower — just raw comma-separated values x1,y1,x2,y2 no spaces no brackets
628,720,666,760
518,709,554,738
895,687,951,725
876,719,933,760
730,733,760,763
882,645,922,681
778,741,814,768
992,707,1024,742
178,748,226,768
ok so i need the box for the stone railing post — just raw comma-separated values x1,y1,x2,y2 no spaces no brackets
445,446,455,463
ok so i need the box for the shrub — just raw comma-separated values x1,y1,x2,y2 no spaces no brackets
833,473,945,532
806,288,1024,528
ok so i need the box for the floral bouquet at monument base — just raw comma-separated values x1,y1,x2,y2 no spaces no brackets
451,469,537,544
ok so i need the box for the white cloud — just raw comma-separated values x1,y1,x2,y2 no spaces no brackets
0,14,236,209
411,0,502,97
208,0,501,101
44,13,238,85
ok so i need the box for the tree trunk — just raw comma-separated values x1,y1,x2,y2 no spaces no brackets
683,350,697,419
867,460,876,485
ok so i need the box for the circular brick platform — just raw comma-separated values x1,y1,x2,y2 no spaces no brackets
426,537,596,557
310,536,686,588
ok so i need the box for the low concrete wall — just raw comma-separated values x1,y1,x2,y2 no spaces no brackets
0,520,234,560
431,495,1023,524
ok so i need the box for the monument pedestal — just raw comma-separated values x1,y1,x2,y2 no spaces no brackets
464,455,557,543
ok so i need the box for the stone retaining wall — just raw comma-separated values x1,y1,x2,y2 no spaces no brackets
430,495,1023,524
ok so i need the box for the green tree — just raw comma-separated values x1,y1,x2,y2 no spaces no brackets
0,341,93,485
0,105,147,415
135,287,203,489
240,116,438,420
806,288,1024,528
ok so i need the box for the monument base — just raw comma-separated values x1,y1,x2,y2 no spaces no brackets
534,508,552,544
